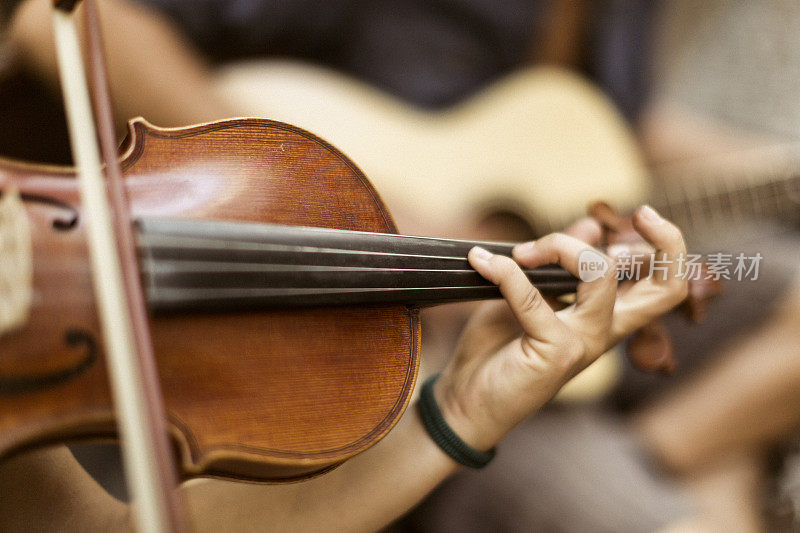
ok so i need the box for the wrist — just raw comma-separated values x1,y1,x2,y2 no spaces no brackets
432,373,498,453
418,374,496,469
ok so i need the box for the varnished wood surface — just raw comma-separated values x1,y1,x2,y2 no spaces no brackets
0,118,419,481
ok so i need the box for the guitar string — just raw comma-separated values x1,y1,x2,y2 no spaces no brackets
656,180,800,229
656,160,800,222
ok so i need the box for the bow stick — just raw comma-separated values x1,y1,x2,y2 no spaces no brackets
51,1,186,531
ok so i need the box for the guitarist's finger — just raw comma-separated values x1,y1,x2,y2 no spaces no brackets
468,247,565,344
563,217,602,246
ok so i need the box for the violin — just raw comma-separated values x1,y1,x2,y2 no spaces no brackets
0,116,580,482
1,3,717,530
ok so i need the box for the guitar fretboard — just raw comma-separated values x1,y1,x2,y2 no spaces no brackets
653,172,800,232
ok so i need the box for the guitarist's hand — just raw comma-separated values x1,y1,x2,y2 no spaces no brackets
434,205,688,452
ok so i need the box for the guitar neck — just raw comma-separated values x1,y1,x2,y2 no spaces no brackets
651,170,800,232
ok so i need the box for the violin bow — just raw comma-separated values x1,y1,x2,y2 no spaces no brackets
51,1,186,531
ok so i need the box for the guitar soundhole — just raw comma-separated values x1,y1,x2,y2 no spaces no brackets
787,181,800,202
475,210,538,241
785,178,800,226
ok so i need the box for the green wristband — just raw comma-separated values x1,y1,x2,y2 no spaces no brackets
417,374,496,469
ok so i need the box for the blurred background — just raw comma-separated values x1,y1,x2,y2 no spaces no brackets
1,1,799,531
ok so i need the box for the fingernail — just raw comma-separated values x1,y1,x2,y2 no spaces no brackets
640,205,665,224
471,246,493,264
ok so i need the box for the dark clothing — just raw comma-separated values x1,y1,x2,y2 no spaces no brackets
137,0,549,108
588,0,657,120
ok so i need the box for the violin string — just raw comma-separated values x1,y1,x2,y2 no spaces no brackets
136,217,520,251
147,270,574,293
139,233,488,263
143,260,571,276
147,283,578,296
138,234,577,276
136,219,579,312
150,284,577,299
147,282,578,312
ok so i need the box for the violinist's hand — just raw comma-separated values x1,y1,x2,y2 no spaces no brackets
435,205,688,452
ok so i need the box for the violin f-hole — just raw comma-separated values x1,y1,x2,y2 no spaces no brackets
23,193,79,231
0,329,98,396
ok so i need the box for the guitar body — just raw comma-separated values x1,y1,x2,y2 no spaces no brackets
216,63,652,236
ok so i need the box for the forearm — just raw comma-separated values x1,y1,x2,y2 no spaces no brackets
0,406,457,533
184,403,459,533
10,0,234,129
636,277,800,472
638,100,779,167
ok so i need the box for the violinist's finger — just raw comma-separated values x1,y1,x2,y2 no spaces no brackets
535,218,601,310
607,242,655,260
610,207,689,338
513,233,617,320
612,280,687,340
563,217,602,246
468,247,565,344
512,233,579,271
630,205,687,283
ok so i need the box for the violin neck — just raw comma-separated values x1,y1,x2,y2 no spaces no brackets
136,218,578,312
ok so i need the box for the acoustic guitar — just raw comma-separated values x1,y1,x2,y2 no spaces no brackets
214,62,800,399
215,62,800,238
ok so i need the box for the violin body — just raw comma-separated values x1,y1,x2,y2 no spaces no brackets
0,118,419,481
